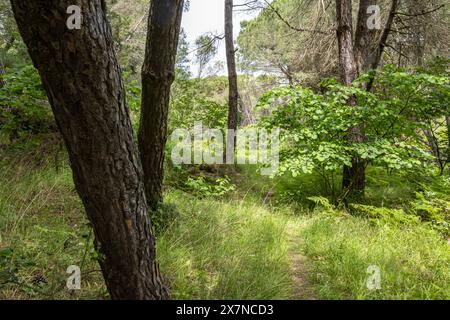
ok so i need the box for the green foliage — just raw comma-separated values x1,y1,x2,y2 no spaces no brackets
1,150,450,300
183,176,236,198
158,191,293,299
301,212,450,299
411,193,450,237
176,29,191,78
237,0,333,84
409,176,450,237
194,34,219,77
149,203,180,237
0,160,106,299
0,65,55,140
169,78,228,131
350,204,420,225
257,67,449,191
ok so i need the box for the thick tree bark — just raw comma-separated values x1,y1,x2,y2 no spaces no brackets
139,0,184,209
10,0,168,299
225,0,239,162
336,0,366,193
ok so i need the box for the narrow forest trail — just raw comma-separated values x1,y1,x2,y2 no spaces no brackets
285,221,318,300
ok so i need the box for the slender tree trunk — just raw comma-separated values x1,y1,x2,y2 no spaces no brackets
225,0,239,163
1,37,16,88
371,0,398,70
0,62,5,88
423,127,444,174
139,0,184,209
336,0,358,87
336,0,366,194
366,0,398,90
10,0,168,300
354,0,378,74
446,116,450,165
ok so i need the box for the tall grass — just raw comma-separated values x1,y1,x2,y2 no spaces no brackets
1,150,449,300
0,157,294,299
158,190,293,299
0,160,106,299
301,212,450,300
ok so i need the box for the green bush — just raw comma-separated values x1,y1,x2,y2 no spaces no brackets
0,65,56,141
350,204,420,225
257,66,449,192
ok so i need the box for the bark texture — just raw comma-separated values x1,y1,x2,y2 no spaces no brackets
225,0,239,162
336,0,366,193
338,0,400,193
139,0,184,209
10,0,169,300
336,0,358,87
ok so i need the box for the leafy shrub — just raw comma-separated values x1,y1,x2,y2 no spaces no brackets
257,66,449,193
150,202,180,237
411,192,450,237
350,204,420,225
0,65,56,141
184,176,236,198
169,78,228,131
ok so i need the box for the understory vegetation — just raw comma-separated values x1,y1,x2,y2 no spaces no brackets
1,0,449,301
1,140,449,299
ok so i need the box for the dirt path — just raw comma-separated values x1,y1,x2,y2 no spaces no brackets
285,222,318,300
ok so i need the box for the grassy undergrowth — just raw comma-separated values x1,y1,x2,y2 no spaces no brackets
1,146,449,300
158,192,293,299
301,212,450,299
0,155,293,299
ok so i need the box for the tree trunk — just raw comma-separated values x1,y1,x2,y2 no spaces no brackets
0,61,5,88
10,0,169,300
423,127,444,174
336,0,358,87
371,0,398,71
354,0,379,74
366,0,398,91
139,0,184,210
336,0,366,194
446,116,450,166
1,36,16,88
225,0,239,163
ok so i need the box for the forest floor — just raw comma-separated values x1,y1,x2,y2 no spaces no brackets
0,143,449,300
285,222,317,300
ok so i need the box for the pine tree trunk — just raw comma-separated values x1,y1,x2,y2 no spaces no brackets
336,0,366,194
336,0,358,87
139,0,184,209
225,0,239,163
10,0,169,300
